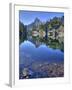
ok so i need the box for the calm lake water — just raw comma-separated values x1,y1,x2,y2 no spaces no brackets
19,40,64,67
19,40,64,79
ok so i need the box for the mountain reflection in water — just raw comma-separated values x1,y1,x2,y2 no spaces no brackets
19,40,64,65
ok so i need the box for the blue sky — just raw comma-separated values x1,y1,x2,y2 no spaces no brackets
19,10,64,25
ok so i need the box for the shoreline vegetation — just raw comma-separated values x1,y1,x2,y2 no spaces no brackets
19,16,64,52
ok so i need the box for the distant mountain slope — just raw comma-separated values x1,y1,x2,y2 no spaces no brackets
27,18,42,31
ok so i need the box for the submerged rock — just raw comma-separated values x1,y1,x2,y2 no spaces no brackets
19,63,64,79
